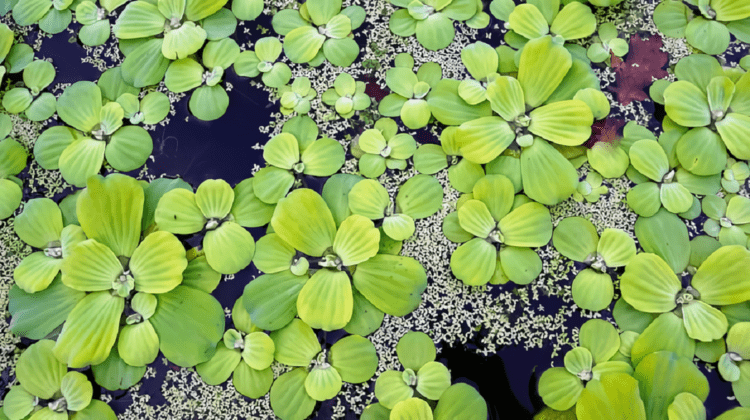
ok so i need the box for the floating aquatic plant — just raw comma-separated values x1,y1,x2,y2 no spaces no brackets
279,77,317,115
322,73,371,119
113,0,237,87
538,319,631,410
253,118,345,204
587,23,629,65
620,246,750,342
75,0,128,46
234,37,292,88
348,175,443,241
196,297,275,398
33,81,154,187
444,174,551,286
553,217,635,311
572,171,608,203
8,0,76,33
243,189,427,331
722,158,750,193
115,91,171,125
352,118,417,178
378,54,441,129
363,382,487,420
0,115,26,219
702,194,750,247
2,340,117,420
269,319,378,420
2,59,56,121
718,322,750,407
413,127,485,193
490,0,597,48
388,0,486,51
271,0,365,67
653,0,750,55
154,178,258,274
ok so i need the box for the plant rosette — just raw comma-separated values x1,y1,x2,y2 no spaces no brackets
0,23,35,84
12,198,87,294
572,171,609,203
243,189,428,332
234,37,292,88
114,91,171,126
0,115,27,220
722,158,750,193
322,73,371,119
388,0,486,51
433,36,601,205
362,383,487,420
378,54,442,129
347,175,443,241
718,322,750,407
2,59,57,121
253,118,345,205
538,319,633,411
553,217,635,311
587,121,658,180
113,0,238,87
1,340,117,420
444,174,552,286
490,0,597,48
196,297,276,399
702,194,750,247
620,246,750,343
279,77,317,115
9,0,76,33
32,81,154,188
412,126,486,193
164,38,240,121
154,178,263,274
457,41,503,106
659,55,750,173
51,174,225,370
271,0,365,67
269,319,378,420
587,23,629,65
75,0,127,46
352,118,417,178
653,0,750,55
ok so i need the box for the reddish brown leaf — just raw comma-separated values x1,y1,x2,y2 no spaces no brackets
610,34,669,105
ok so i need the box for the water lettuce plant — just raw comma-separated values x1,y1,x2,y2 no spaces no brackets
374,331,451,409
457,42,500,106
702,194,750,247
12,198,85,293
538,319,631,410
378,54,442,129
587,23,629,64
718,322,750,407
586,120,657,179
269,319,378,420
352,118,417,178
271,0,365,67
9,0,76,33
322,73,371,119
115,91,171,125
234,37,292,88
661,54,750,170
653,0,750,55
444,174,551,286
253,120,345,204
347,175,443,241
491,0,597,47
75,0,128,46
53,174,224,369
2,59,56,121
113,0,233,87
388,0,483,50
164,38,241,120
572,171,608,203
620,246,750,342
32,81,154,187
0,117,26,219
196,297,275,398
363,383,487,420
0,23,27,83
722,158,750,193
243,189,428,331
154,178,257,274
279,77,317,115
2,340,117,420
553,217,635,311
413,127,485,193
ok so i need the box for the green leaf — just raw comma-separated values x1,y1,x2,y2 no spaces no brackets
499,246,542,285
128,231,187,293
344,289,385,336
681,300,728,342
91,347,146,391
203,38,240,70
25,93,57,122
486,76,524,121
433,383,487,420
456,116,515,164
243,332,275,370
322,174,364,227
53,291,124,368
333,215,379,266
461,41,498,81
633,351,709,420
538,367,583,411
550,1,596,40
16,340,66,399
242,271,307,331
202,8,237,41
572,270,614,311
154,188,206,234
12,0,52,26
252,166,295,204
653,0,690,38
61,239,121,292
400,99,431,129
416,361,450,400
415,13,454,51
14,198,62,249
397,331,436,371
60,372,93,412
427,79,493,126
329,335,377,383
716,113,750,160
635,208,690,274
597,229,636,267
518,35,572,108
630,312,695,367
304,364,342,401
121,38,170,88
375,370,414,409
297,268,353,331
663,81,711,128
692,245,750,305
301,137,345,176
676,128,727,176
508,4,549,40
620,253,681,313
8,276,84,340
390,398,434,420
57,81,102,132
270,318,321,366
3,386,35,420
576,373,646,420
233,363,272,399
450,237,496,286
667,392,706,420
396,174,443,219
78,174,144,258
284,25,325,63
552,217,598,262
564,346,593,376
105,125,153,172
150,286,224,367
612,298,654,334
529,100,593,146
497,202,552,247
579,319,620,363
352,254,427,316
189,85,229,121
272,189,337,256
520,138,578,205
685,17,730,56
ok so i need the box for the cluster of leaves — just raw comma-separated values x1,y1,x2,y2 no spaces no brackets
388,0,489,51
0,114,27,219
